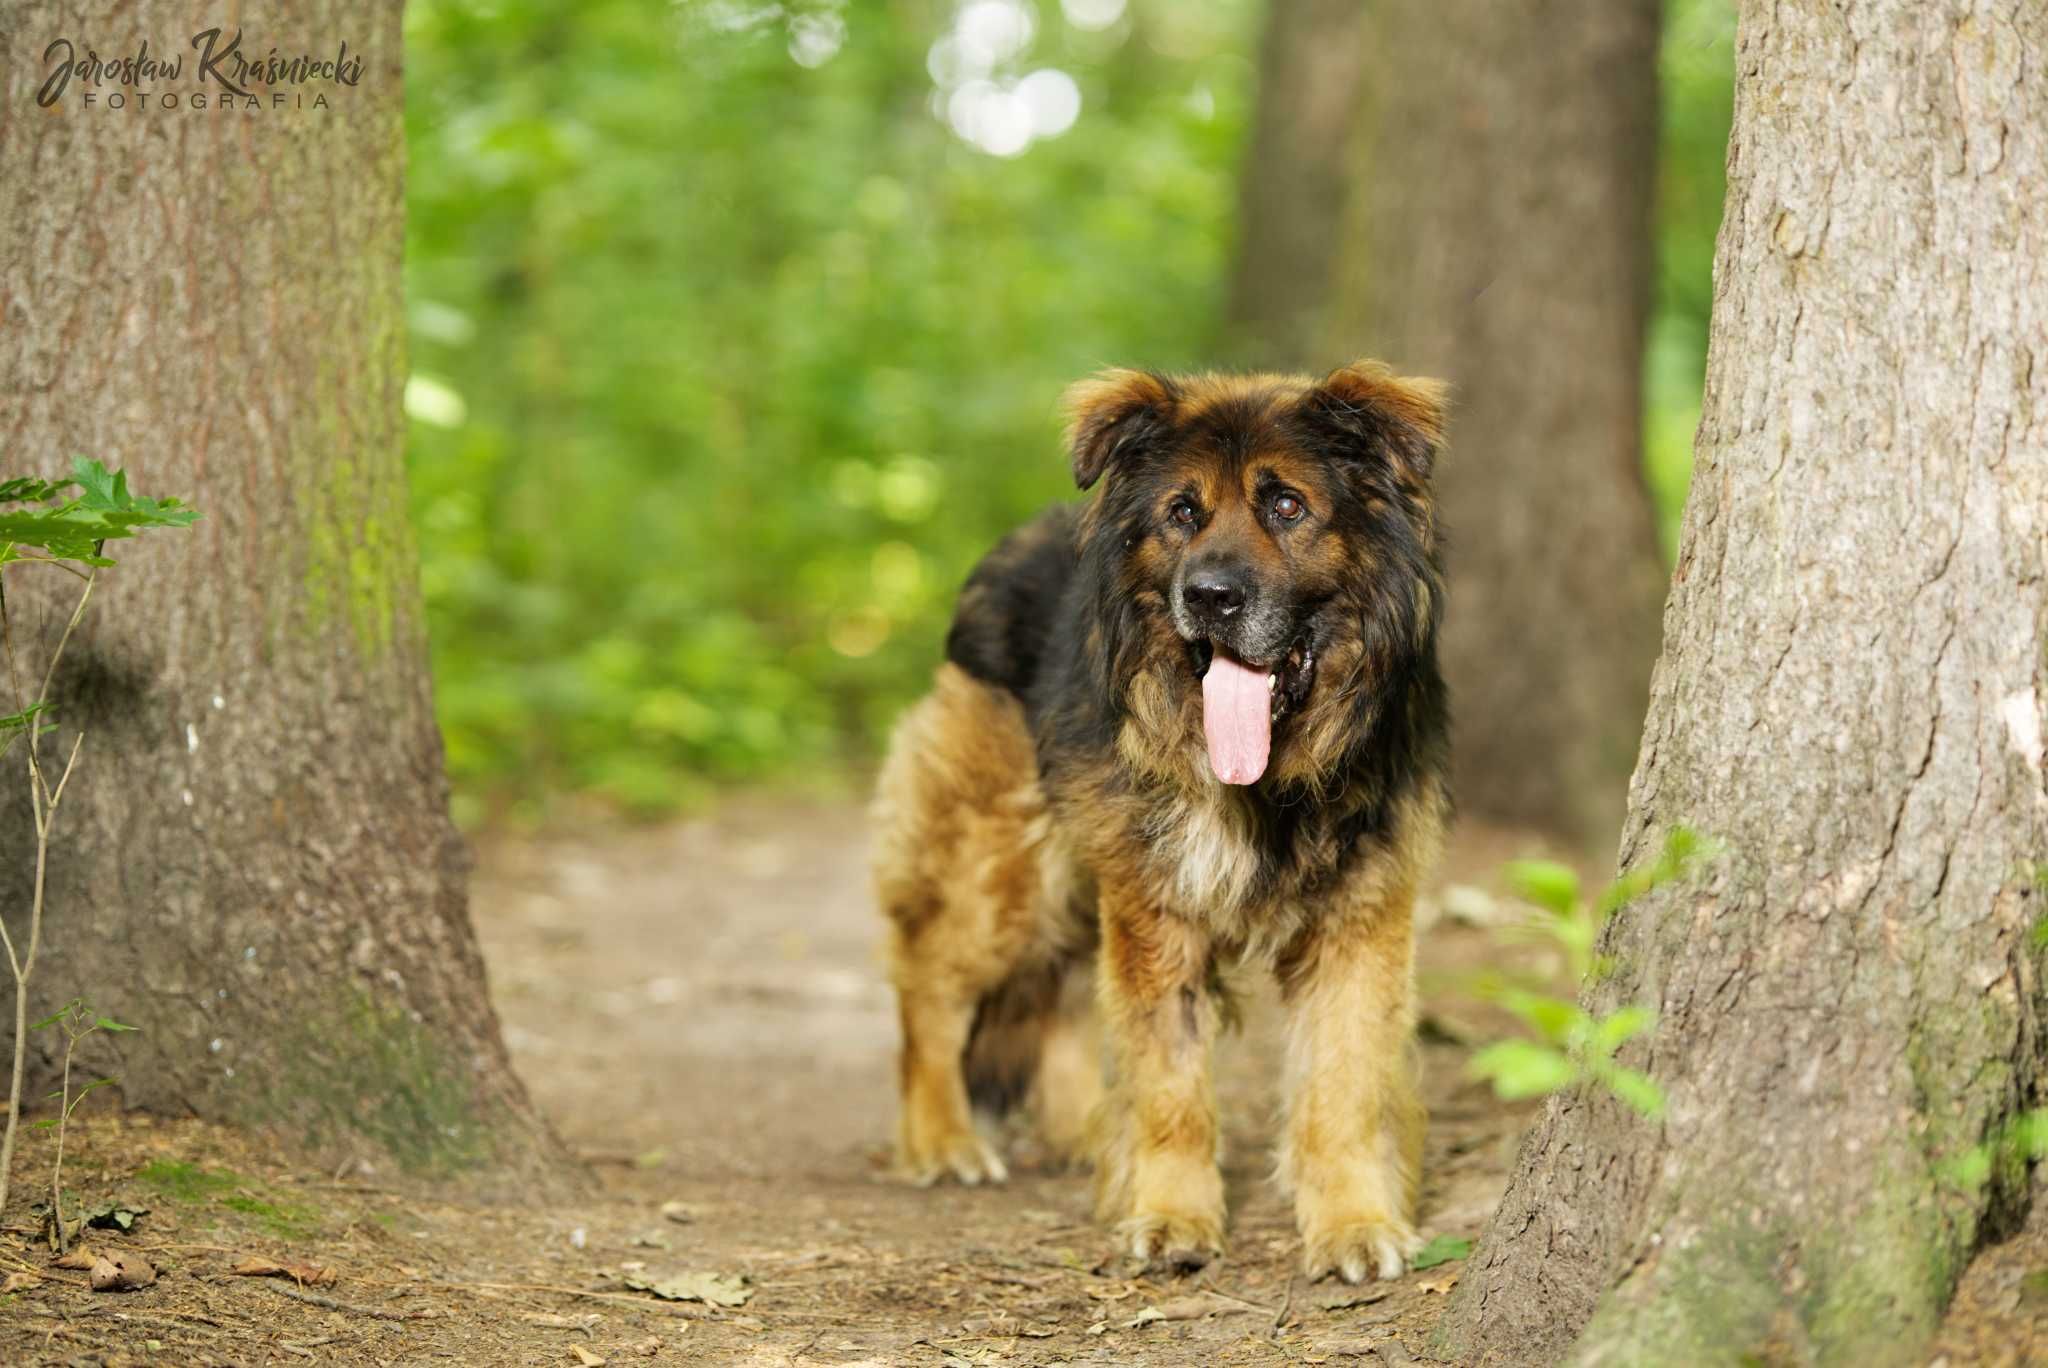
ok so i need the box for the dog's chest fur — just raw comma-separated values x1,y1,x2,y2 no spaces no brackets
1123,781,1335,960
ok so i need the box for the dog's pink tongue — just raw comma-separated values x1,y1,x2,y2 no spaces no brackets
1201,652,1271,786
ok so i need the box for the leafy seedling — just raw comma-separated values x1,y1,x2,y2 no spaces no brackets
0,459,196,1223
1464,829,1715,1119
30,1000,138,1252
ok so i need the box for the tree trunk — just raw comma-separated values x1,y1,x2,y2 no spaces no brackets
1442,3,2048,1362
1325,0,1667,845
1222,0,1368,370
0,1,572,1188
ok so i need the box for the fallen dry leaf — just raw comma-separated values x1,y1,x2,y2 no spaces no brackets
659,1201,694,1225
2,1271,41,1293
568,1346,606,1367
230,1256,336,1287
51,1247,98,1270
623,1269,751,1306
89,1253,156,1292
1414,1267,1461,1295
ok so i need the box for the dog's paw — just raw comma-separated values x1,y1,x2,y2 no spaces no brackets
1301,1217,1421,1283
897,1129,1009,1188
1122,1207,1225,1274
1301,1217,1422,1283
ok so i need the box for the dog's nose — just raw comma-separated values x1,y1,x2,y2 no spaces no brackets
1183,571,1248,621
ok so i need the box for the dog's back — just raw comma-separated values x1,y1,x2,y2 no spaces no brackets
943,503,1080,710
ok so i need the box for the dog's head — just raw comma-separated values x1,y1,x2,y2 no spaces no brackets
1065,361,1446,789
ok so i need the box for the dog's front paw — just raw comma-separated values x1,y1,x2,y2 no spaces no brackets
1301,1216,1422,1283
897,1126,1009,1187
1122,1207,1225,1273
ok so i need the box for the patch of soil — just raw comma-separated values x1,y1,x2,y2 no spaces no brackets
7,798,2038,1364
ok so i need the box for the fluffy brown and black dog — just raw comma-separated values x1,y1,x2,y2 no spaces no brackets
872,361,1449,1283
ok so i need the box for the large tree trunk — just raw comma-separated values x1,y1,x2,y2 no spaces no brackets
1326,0,1667,845
1222,0,1368,370
0,2,571,1187
1443,3,2048,1361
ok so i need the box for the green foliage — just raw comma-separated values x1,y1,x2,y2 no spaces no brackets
1466,830,1715,1119
30,1000,135,1130
1410,1234,1472,1270
404,1,1735,813
404,0,1252,814
0,457,199,567
1645,0,1737,559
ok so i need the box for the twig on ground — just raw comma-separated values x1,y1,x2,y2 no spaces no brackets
1199,1286,1278,1317
1273,1273,1296,1336
257,1281,443,1321
399,1278,697,1315
95,1308,227,1335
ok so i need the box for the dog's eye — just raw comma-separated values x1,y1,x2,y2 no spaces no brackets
1273,493,1305,523
1169,499,1198,528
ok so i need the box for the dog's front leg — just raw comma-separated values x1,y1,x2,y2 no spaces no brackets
1277,896,1424,1283
1094,888,1224,1269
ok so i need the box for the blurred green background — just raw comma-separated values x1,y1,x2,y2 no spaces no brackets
403,0,1734,822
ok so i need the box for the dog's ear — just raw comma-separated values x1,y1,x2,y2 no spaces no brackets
1301,360,1448,486
1062,369,1177,490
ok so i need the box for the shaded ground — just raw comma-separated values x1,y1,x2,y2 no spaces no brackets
5,798,2045,1365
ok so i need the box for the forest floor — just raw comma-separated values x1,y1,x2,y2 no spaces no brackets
3,796,2046,1366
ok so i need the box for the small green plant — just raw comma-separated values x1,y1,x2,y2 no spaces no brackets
0,458,196,1222
29,998,136,1253
1464,828,1713,1119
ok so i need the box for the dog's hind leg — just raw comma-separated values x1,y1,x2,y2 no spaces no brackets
874,665,1056,1186
1028,963,1102,1168
894,983,1010,1185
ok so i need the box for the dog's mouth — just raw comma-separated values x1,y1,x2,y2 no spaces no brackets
1187,633,1316,787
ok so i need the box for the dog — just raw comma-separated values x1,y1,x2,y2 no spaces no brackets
872,360,1449,1283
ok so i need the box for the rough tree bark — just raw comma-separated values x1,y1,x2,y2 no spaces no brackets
0,2,572,1186
1325,0,1668,845
1222,0,1368,370
1443,3,2048,1362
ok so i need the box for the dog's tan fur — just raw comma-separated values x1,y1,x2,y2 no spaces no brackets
875,363,1449,1282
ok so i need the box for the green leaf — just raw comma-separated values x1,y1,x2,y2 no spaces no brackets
1467,1039,1578,1100
0,476,74,504
1505,859,1580,920
1601,1066,1668,1119
1409,1234,1472,1270
1597,827,1717,918
0,460,197,565
1496,989,1586,1045
31,1118,58,1131
95,1017,140,1033
65,1078,118,1117
1589,1006,1657,1057
0,702,50,735
70,458,196,524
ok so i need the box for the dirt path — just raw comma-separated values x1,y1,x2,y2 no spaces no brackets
6,798,2044,1365
463,799,1547,1365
